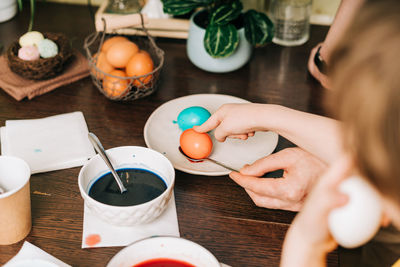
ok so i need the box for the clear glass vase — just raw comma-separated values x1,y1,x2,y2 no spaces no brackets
105,0,144,14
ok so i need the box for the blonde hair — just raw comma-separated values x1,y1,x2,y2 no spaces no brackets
329,0,400,203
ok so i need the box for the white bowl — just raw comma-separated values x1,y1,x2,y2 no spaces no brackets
107,236,221,267
78,146,175,226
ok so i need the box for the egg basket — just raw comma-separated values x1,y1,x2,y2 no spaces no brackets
84,17,165,101
6,32,73,80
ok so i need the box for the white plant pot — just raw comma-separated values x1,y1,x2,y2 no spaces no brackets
0,0,17,23
187,10,253,73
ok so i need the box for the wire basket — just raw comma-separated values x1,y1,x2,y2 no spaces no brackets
6,32,73,80
84,17,165,101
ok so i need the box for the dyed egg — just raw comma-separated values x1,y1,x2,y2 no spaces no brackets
101,36,129,52
177,106,211,131
93,52,114,80
102,69,129,98
126,50,154,87
19,31,44,47
180,129,213,159
18,45,40,61
106,41,139,68
38,39,58,58
328,176,382,248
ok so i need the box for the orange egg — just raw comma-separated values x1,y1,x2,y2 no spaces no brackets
92,52,114,80
101,36,129,52
126,50,154,87
139,50,151,58
180,129,213,160
106,41,139,68
102,69,129,98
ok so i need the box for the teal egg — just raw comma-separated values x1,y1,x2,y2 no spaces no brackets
38,38,58,58
177,106,211,131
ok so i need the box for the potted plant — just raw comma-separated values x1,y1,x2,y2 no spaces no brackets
162,0,274,73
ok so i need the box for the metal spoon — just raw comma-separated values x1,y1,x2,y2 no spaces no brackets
178,146,238,172
0,185,5,194
88,132,127,194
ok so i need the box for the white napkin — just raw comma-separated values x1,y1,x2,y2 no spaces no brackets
3,241,71,267
0,111,95,174
82,193,180,248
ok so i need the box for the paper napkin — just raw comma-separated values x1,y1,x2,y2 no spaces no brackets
0,111,95,174
3,241,71,267
82,194,180,248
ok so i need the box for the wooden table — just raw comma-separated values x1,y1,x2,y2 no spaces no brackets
0,2,342,267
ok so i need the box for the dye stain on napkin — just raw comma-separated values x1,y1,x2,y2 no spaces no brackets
89,168,167,206
85,234,101,247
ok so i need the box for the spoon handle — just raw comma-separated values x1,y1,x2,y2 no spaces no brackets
205,158,239,172
88,133,127,193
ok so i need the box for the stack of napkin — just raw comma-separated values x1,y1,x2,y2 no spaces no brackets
0,111,95,174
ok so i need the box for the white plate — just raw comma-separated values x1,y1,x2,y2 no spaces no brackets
144,94,279,176
4,259,60,267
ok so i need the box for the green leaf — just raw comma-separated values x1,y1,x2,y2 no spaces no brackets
204,24,238,58
209,0,242,25
17,0,23,11
16,0,36,31
28,0,35,32
244,9,274,47
162,0,211,16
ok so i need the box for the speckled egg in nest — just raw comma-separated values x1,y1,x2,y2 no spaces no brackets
6,32,73,80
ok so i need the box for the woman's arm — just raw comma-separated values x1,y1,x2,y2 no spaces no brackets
195,104,343,163
308,0,365,88
265,105,343,164
319,0,366,63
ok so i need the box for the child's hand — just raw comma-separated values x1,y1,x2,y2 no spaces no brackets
281,156,352,267
229,147,327,211
193,103,273,142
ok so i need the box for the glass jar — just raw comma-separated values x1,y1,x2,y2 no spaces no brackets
269,0,312,46
105,0,144,14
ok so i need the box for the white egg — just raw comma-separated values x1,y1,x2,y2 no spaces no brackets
328,175,382,248
19,31,44,47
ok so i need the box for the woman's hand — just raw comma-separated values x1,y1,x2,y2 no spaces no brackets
308,43,331,89
193,103,271,142
229,147,327,211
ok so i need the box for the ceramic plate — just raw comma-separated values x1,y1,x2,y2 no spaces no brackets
4,259,60,267
143,94,279,176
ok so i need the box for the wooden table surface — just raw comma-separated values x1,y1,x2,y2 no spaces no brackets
0,2,342,267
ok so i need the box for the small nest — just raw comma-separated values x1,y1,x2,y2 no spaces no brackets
84,27,164,101
6,32,73,80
